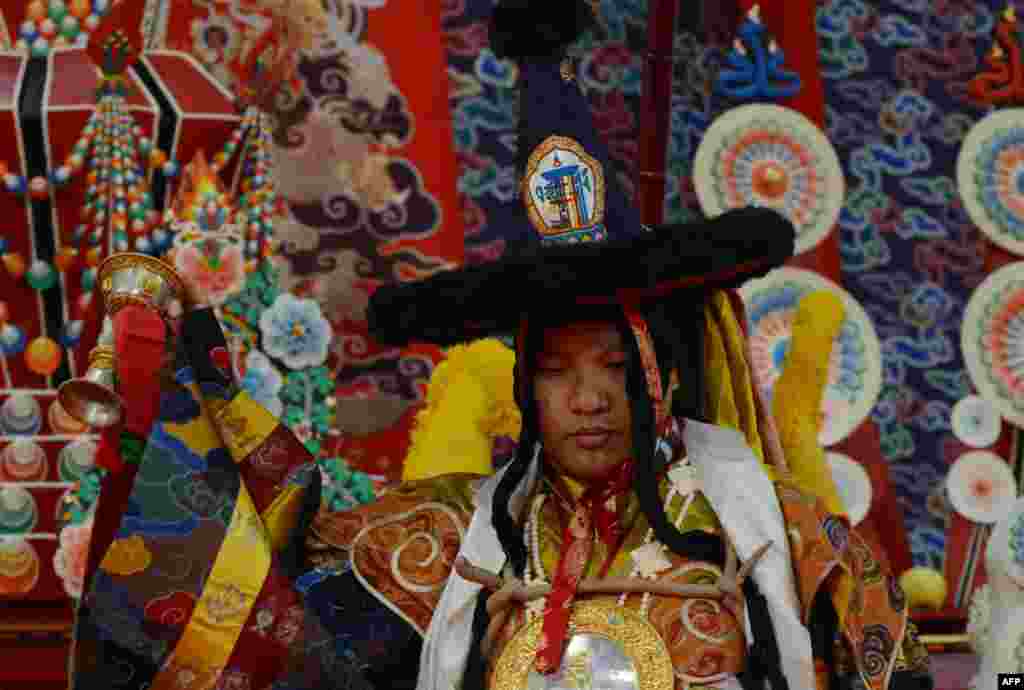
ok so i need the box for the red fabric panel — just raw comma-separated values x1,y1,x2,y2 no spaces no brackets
81,447,139,598
113,305,167,436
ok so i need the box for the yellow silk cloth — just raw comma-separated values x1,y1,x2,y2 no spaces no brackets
211,391,309,553
703,291,769,470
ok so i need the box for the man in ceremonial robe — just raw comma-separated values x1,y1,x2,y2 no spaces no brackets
300,2,935,690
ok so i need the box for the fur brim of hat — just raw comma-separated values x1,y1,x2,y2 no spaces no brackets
367,206,795,346
489,0,596,61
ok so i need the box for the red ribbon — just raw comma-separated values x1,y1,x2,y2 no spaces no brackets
94,426,124,474
112,305,167,436
535,459,634,674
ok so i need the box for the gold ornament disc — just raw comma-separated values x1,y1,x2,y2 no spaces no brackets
490,600,674,690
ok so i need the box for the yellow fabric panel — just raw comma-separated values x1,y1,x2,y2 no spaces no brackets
260,484,307,554
212,391,280,463
148,482,271,690
702,291,768,469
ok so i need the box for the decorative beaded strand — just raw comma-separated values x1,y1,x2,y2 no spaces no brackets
235,110,279,265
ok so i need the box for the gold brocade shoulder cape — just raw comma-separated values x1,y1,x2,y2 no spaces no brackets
308,474,927,690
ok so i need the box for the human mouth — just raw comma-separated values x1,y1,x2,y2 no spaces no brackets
572,430,615,450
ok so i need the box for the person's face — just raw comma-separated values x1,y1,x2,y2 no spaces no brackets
533,320,633,484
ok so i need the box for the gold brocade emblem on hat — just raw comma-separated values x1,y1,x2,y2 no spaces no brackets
491,600,674,690
523,136,608,245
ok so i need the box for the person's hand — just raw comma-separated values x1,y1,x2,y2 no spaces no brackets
170,259,208,312
183,279,209,311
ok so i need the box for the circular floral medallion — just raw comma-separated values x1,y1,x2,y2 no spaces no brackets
739,267,883,446
962,262,1024,428
958,108,1024,256
952,395,1002,449
694,104,845,256
826,451,873,526
946,450,1017,524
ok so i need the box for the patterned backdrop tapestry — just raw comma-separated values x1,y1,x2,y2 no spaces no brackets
438,0,1014,576
158,0,467,484
78,0,1017,576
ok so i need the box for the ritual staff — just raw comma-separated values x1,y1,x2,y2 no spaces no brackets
302,2,934,690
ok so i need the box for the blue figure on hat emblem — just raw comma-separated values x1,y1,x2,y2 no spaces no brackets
524,135,608,245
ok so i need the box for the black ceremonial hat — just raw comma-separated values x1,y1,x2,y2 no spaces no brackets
368,0,794,347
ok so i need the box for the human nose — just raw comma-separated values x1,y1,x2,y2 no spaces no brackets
568,374,610,414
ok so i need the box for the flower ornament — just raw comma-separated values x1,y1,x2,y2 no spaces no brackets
259,293,332,370
54,518,94,599
630,542,672,579
168,151,247,305
173,233,247,306
241,350,284,417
